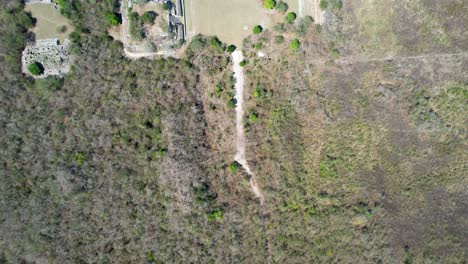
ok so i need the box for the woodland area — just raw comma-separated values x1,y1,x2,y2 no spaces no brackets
0,0,467,263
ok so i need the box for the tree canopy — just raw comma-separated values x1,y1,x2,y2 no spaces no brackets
27,62,44,76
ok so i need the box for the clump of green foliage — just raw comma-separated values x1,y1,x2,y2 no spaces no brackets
57,25,67,33
141,11,157,24
275,1,288,13
249,112,258,123
214,84,223,96
295,16,314,35
285,12,297,23
188,35,206,52
253,25,263,34
209,36,225,53
229,161,240,173
227,98,237,108
239,60,248,67
105,12,121,26
28,62,44,76
290,39,300,51
162,1,172,10
146,252,155,262
320,0,328,9
129,11,145,40
274,35,285,44
226,44,236,53
264,0,276,9
329,0,343,9
319,156,337,178
75,152,86,166
208,209,223,221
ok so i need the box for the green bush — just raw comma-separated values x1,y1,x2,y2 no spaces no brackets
209,36,224,53
226,44,236,53
105,12,121,26
275,1,288,13
215,84,223,95
227,98,237,108
229,161,240,173
285,12,297,23
330,0,343,9
253,87,262,98
208,209,223,221
188,36,205,52
319,157,337,178
141,11,157,24
273,23,285,33
320,0,328,9
27,62,44,76
75,152,86,166
57,25,67,33
162,1,172,10
239,60,247,67
249,113,258,122
129,12,145,40
274,35,285,44
290,39,300,51
264,0,276,9
253,25,263,34
146,252,155,262
295,16,314,35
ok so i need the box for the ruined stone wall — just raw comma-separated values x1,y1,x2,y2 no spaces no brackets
22,38,71,78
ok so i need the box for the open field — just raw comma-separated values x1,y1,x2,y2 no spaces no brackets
25,3,73,41
184,0,316,46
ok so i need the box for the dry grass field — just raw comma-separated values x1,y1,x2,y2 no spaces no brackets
25,3,73,41
184,0,316,46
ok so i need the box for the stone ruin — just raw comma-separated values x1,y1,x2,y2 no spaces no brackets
22,38,71,78
25,0,53,3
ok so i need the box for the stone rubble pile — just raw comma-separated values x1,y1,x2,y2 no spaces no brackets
22,38,71,78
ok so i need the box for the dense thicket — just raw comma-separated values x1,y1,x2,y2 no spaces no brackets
0,1,262,263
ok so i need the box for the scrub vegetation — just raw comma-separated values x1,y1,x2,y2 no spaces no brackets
0,0,467,263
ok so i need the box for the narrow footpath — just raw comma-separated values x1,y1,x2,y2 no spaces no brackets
232,50,265,204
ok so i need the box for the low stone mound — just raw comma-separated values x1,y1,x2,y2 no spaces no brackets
22,38,71,78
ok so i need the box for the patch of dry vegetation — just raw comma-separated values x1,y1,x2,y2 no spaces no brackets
0,0,466,263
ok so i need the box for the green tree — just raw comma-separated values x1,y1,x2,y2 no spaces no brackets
226,44,236,53
208,209,223,221
264,0,276,9
162,1,172,10
215,84,223,95
290,39,300,51
285,12,297,23
188,35,205,52
227,98,237,108
105,12,121,26
320,0,328,9
253,25,263,34
229,162,240,173
141,11,157,24
275,1,288,13
27,62,44,76
274,35,285,44
249,113,258,123
330,0,342,9
209,36,224,52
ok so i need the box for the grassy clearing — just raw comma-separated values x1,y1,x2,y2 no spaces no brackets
25,3,73,41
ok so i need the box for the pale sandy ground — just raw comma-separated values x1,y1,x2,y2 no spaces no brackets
232,50,265,204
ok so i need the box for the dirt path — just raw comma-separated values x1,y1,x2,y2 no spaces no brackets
232,51,265,204
313,0,324,24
